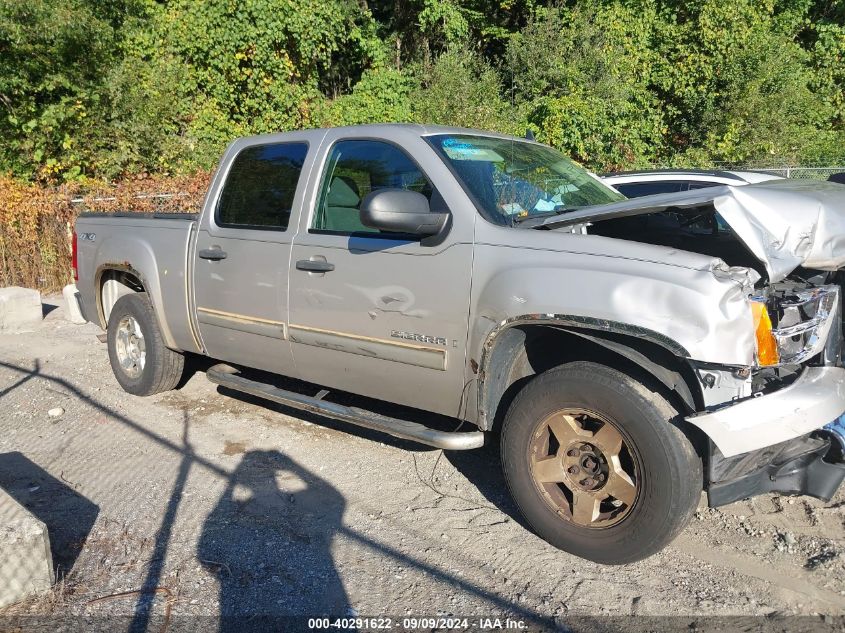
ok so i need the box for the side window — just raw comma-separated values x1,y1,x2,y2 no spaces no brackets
311,140,433,234
216,142,308,230
613,181,685,198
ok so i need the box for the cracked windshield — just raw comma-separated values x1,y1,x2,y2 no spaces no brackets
429,134,624,225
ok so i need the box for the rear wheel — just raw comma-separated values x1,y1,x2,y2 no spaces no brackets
107,292,184,396
501,361,701,564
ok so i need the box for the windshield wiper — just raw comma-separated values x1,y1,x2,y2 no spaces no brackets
511,205,582,226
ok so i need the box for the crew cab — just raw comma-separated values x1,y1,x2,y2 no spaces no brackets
74,124,845,564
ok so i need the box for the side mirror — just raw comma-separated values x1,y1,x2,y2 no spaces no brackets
360,189,449,237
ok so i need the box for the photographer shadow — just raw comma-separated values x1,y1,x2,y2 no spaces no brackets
198,449,349,631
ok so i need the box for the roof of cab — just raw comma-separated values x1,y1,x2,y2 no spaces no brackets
232,123,531,145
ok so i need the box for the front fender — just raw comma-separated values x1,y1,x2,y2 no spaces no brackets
467,234,758,424
470,247,755,365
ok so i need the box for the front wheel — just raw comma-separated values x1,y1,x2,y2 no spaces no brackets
107,292,184,396
501,361,701,564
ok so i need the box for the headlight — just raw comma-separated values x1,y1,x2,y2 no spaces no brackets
752,285,840,366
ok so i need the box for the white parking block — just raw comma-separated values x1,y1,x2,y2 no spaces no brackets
0,287,42,333
0,489,54,608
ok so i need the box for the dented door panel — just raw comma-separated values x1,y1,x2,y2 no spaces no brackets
288,238,473,416
287,128,477,417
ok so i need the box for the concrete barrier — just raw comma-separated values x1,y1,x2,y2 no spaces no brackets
0,287,42,333
0,488,54,607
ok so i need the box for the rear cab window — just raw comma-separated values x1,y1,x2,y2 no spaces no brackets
216,142,309,230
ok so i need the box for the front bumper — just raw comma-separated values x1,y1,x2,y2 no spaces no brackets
708,432,845,507
687,366,845,458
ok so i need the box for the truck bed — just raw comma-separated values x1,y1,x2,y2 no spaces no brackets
74,212,201,354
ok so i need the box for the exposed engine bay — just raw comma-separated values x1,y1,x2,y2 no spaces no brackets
534,178,845,378
588,203,845,369
588,204,768,278
540,179,845,284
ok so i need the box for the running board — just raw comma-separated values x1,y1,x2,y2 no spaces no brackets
206,365,485,450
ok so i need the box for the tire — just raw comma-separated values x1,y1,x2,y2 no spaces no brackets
501,361,701,564
106,292,184,396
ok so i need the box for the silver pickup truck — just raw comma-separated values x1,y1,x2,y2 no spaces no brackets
74,124,845,564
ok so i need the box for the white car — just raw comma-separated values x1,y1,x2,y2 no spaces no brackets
602,169,783,198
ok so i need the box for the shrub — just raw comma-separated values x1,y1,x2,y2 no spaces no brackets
0,172,211,292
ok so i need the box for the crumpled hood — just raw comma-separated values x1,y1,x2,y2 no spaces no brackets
540,179,845,282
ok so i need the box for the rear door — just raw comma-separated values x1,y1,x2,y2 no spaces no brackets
287,130,475,417
192,135,318,374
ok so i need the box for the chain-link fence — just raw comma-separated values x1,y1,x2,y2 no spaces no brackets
642,164,845,181
747,166,845,180
68,192,200,214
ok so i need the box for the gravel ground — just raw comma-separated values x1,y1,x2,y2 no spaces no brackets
1,296,845,631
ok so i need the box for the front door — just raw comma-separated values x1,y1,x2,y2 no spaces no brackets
288,136,474,417
193,139,310,375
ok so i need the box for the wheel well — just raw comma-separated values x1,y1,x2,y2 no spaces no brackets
481,324,705,438
98,269,145,326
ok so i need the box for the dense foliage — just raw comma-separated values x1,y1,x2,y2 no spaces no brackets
1,0,844,180
0,173,210,289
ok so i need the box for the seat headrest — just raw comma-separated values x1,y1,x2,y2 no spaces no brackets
326,177,360,207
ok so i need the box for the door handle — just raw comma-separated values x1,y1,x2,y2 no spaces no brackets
296,259,335,272
199,248,227,261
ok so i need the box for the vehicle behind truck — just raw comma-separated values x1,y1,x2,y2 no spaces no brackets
74,124,845,564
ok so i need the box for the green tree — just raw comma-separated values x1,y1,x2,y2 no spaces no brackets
98,0,389,173
409,48,519,133
507,5,667,169
2,0,844,180
317,68,414,127
163,0,376,133
651,0,837,164
0,0,140,180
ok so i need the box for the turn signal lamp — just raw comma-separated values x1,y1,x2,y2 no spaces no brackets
751,300,779,366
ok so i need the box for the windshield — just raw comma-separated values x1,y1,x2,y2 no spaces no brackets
427,134,624,225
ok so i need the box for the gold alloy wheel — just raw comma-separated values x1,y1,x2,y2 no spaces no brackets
528,408,639,528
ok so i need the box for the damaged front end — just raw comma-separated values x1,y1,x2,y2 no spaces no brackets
751,282,842,367
538,179,845,506
689,279,845,506
690,276,845,506
693,280,845,506
707,431,845,507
